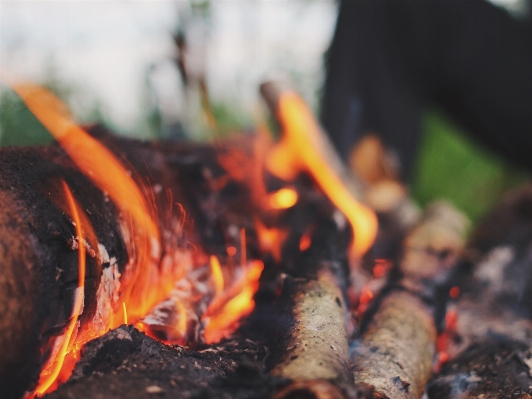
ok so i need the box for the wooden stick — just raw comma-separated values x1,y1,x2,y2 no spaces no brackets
352,202,469,399
271,270,351,383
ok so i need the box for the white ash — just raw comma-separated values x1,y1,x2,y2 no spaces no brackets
91,246,121,335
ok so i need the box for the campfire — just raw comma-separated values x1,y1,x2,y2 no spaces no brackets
1,79,532,399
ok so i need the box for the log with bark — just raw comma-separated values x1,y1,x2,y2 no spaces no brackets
352,202,470,399
268,213,355,399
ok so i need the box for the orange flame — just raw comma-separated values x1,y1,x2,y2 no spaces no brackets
123,302,128,325
9,82,194,397
266,91,378,258
267,188,298,210
210,255,224,298
204,260,264,344
34,182,86,396
254,219,287,262
9,84,171,319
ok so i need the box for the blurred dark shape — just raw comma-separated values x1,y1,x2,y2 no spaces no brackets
322,0,532,181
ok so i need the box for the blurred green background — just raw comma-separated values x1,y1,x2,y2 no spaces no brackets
1,83,528,224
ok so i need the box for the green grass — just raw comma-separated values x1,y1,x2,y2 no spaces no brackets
0,88,55,146
411,110,529,222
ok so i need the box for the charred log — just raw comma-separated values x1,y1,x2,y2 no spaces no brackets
44,325,282,399
0,127,262,398
0,144,130,399
352,202,469,399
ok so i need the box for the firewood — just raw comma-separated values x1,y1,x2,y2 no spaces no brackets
352,202,469,399
268,210,355,399
0,143,131,399
271,271,351,383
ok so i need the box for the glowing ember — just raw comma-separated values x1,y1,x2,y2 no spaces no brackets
357,285,374,316
34,181,86,396
265,90,378,258
240,228,247,266
434,308,458,373
267,188,298,210
226,246,237,257
299,234,312,252
373,259,391,278
449,286,460,299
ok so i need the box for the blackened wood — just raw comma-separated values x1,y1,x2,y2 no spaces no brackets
0,127,254,398
44,325,282,399
0,144,128,399
352,202,469,399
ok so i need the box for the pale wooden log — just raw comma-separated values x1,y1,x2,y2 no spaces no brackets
271,270,351,383
270,269,353,399
352,291,436,399
352,202,469,399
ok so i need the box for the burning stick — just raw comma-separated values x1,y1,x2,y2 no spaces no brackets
352,202,469,399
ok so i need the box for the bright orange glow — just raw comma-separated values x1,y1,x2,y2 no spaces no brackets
204,287,255,343
267,188,298,210
357,285,374,316
210,255,224,298
254,219,287,262
34,181,86,396
299,234,312,252
267,92,378,258
175,301,187,338
204,261,264,344
123,302,128,325
8,84,183,324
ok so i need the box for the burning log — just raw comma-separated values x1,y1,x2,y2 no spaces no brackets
0,138,200,398
352,202,469,399
0,81,382,399
0,122,265,398
428,186,532,399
